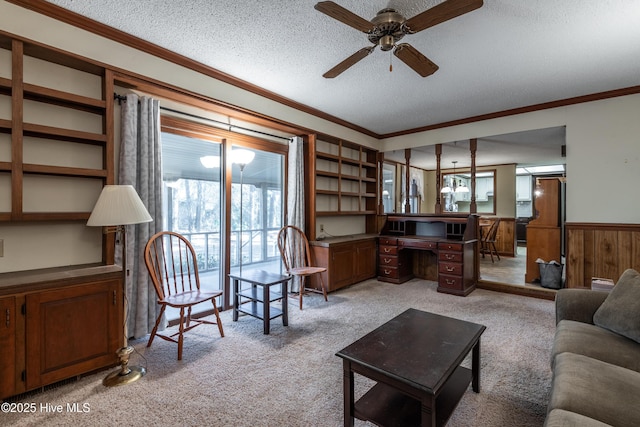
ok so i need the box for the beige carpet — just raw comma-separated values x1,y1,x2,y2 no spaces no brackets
4,278,555,426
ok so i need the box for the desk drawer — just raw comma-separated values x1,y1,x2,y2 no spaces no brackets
399,239,437,250
439,274,463,289
379,255,398,267
439,262,463,276
379,237,397,246
438,242,463,252
378,266,399,279
379,245,398,255
439,251,462,263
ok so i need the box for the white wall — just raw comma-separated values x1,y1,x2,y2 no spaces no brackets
382,95,640,224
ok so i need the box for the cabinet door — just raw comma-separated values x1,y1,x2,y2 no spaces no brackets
355,241,377,281
25,279,122,389
0,296,16,399
331,245,355,290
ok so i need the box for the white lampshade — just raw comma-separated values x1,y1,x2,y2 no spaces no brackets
455,185,470,193
199,155,220,168
231,149,255,166
87,185,153,226
441,186,452,194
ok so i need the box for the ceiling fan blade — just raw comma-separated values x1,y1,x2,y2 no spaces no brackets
314,1,375,33
393,43,439,77
323,46,376,78
404,0,483,33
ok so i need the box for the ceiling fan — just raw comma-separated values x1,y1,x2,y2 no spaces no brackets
314,0,483,78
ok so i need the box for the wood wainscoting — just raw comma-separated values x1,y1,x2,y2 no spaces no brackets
566,222,640,288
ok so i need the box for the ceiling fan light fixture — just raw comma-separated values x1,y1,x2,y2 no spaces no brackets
379,35,395,51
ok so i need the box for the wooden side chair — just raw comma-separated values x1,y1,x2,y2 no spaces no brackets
277,225,328,310
481,218,501,263
144,231,224,360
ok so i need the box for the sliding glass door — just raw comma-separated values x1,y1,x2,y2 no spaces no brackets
229,146,284,278
159,118,286,319
161,131,223,321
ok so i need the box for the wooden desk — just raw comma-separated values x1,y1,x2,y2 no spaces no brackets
336,308,486,427
378,215,479,296
230,270,290,334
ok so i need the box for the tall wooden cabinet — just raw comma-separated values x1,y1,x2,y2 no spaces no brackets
525,178,562,282
0,265,122,400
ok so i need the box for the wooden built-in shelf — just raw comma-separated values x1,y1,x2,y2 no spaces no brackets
0,31,111,223
312,135,378,227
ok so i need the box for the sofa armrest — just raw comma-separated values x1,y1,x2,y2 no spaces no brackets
555,288,609,325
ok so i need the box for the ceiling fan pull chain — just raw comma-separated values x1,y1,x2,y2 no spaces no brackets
389,50,393,72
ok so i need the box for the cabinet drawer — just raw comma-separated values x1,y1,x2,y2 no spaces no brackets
379,255,398,267
439,274,463,289
439,262,463,276
438,242,463,252
378,266,399,279
439,251,462,263
379,245,397,255
379,237,397,246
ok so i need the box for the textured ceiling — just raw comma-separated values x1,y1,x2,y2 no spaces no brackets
43,0,640,138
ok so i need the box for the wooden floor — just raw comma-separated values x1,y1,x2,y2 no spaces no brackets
478,245,559,301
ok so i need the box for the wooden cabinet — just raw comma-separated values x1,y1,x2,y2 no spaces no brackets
526,178,562,283
0,264,122,399
0,32,112,223
0,296,16,399
309,235,377,292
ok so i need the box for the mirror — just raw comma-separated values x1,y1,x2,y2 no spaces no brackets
441,169,496,214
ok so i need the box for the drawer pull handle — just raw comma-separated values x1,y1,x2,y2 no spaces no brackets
383,258,391,264
384,248,391,253
446,279,455,285
384,269,391,275
447,245,453,249
445,254,455,260
446,266,455,272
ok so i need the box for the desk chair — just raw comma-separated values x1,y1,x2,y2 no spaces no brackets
277,225,328,310
481,218,501,263
144,231,224,360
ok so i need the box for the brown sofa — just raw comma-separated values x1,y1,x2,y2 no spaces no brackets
546,269,640,426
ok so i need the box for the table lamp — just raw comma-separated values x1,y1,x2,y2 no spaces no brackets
87,185,152,387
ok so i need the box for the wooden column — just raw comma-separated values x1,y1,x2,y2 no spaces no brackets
470,138,477,214
404,149,411,213
377,152,385,215
435,144,442,214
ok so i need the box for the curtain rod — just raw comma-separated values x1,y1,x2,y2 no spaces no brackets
113,93,291,142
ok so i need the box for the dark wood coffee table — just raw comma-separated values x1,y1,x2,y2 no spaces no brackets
336,308,486,427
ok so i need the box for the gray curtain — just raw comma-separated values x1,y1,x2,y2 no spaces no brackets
287,136,305,292
119,93,164,339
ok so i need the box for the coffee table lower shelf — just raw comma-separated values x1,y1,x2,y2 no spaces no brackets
354,366,472,427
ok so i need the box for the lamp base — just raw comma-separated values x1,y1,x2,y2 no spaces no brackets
103,345,146,387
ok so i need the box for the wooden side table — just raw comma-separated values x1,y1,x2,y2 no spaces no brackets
229,270,290,334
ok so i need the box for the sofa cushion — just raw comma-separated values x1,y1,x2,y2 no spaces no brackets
551,320,640,373
593,268,640,343
549,352,640,427
545,409,611,427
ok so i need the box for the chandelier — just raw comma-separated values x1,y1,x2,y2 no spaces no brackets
441,161,469,194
